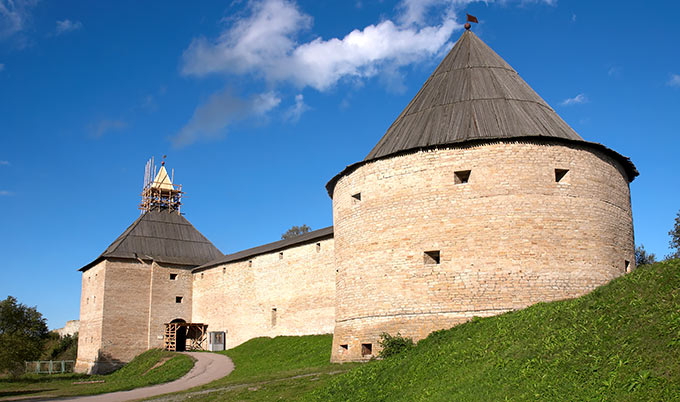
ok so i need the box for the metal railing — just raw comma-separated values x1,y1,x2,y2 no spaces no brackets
25,360,75,374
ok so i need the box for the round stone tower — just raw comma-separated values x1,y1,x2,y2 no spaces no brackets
327,30,638,362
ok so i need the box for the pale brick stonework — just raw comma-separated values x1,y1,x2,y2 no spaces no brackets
76,260,193,373
330,141,634,362
192,237,336,349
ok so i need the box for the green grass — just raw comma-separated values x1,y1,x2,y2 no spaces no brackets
0,349,194,400
309,260,680,401
173,335,360,401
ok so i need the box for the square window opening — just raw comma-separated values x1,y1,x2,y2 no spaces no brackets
625,260,631,273
340,344,348,352
361,343,373,356
169,273,178,280
454,170,471,184
352,192,362,204
424,250,441,265
175,296,183,303
555,168,569,182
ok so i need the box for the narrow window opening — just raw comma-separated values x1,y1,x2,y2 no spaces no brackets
248,260,253,267
271,308,277,327
340,344,348,352
424,250,441,265
86,297,89,304
361,343,373,356
316,242,321,252
201,273,204,279
555,168,569,182
222,267,226,274
454,170,471,184
169,273,178,280
279,252,284,260
624,260,631,273
175,296,183,303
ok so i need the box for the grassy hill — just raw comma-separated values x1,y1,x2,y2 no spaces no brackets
310,260,680,401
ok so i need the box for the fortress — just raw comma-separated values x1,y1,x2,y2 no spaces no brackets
76,29,638,373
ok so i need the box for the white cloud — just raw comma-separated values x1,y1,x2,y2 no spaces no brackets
0,0,37,40
0,190,14,196
0,160,9,165
182,0,462,91
608,66,621,77
90,119,127,138
285,94,310,122
668,74,680,88
561,93,588,106
171,90,281,148
55,19,83,35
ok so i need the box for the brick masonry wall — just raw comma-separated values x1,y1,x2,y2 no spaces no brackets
330,141,635,362
75,261,106,373
75,259,193,373
192,237,336,349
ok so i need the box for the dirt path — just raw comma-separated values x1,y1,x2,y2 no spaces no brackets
54,352,234,402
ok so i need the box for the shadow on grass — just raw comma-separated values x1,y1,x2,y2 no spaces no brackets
0,388,57,398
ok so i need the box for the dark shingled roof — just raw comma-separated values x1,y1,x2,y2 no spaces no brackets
193,226,333,273
80,210,223,271
326,30,638,196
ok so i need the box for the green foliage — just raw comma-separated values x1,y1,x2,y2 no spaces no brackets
310,260,680,401
0,296,49,377
378,332,415,358
668,209,680,260
281,224,311,240
41,333,78,361
0,349,193,399
635,244,657,266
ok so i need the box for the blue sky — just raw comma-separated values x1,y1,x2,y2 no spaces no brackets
1,0,678,329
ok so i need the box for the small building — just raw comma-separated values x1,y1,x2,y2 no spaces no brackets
76,164,222,374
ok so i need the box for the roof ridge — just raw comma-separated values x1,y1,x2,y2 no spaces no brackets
106,213,146,255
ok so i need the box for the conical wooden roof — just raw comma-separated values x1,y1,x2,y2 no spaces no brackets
365,30,582,160
151,166,175,191
326,30,637,196
80,210,223,271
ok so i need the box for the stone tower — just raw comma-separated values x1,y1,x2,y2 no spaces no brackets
327,30,638,362
75,162,222,374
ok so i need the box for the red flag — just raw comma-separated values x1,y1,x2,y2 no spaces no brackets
466,14,479,23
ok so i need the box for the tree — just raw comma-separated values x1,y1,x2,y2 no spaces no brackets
668,209,680,260
635,245,656,266
0,296,49,376
281,224,311,240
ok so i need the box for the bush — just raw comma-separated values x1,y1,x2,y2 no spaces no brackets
378,332,414,358
635,245,656,266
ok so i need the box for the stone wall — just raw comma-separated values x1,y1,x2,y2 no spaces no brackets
75,259,193,373
192,237,336,349
75,260,106,373
331,141,635,362
54,320,80,337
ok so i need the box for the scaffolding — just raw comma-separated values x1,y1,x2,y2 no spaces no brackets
163,322,207,352
139,156,183,214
